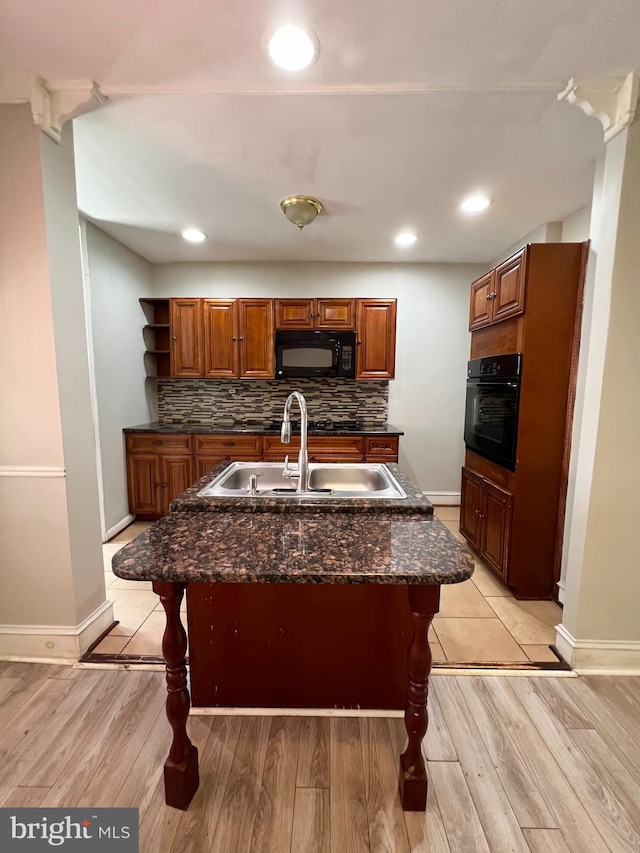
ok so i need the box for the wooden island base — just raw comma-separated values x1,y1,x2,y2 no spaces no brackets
152,579,440,812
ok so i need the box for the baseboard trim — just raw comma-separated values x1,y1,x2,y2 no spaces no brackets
424,491,460,506
0,600,115,662
555,623,640,673
105,514,135,542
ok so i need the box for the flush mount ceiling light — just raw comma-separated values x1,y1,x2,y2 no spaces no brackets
461,195,492,213
280,195,323,229
181,227,207,243
268,25,319,71
394,231,418,247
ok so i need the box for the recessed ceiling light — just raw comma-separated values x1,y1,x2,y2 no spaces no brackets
461,195,492,213
394,231,418,247
268,25,319,71
181,228,207,243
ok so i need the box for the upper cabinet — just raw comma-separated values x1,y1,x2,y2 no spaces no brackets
171,298,204,377
469,247,527,331
356,299,397,379
203,299,238,378
237,298,275,379
202,298,274,379
275,298,356,330
141,296,396,380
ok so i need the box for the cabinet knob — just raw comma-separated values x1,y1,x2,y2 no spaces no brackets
239,336,244,342
172,335,177,340
232,337,237,342
357,339,362,345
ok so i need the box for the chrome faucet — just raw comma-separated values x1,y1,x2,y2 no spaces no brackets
281,390,309,492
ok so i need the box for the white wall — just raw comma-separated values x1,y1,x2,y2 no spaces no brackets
493,221,563,266
0,104,75,627
0,106,112,658
561,123,640,649
151,262,484,494
40,126,105,622
561,205,592,243
84,222,153,534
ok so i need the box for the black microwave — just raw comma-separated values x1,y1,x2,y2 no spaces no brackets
275,330,356,379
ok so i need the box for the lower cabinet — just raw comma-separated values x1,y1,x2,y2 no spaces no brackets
126,434,194,518
126,431,401,519
460,467,513,581
263,435,365,462
194,434,263,478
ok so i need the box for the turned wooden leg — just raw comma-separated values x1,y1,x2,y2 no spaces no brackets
153,580,199,810
399,584,441,811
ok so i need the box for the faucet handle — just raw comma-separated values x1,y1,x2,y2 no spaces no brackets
282,455,299,479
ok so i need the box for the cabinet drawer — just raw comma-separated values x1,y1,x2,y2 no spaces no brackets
309,436,364,461
194,434,263,455
263,435,301,460
263,435,364,461
364,436,399,459
195,454,262,479
126,433,193,454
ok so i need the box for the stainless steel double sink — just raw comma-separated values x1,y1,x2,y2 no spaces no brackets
197,462,407,500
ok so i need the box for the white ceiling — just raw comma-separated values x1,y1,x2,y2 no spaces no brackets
2,1,640,263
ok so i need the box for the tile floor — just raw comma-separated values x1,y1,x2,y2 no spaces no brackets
95,508,564,666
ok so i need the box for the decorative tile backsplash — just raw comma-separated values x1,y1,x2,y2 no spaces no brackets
157,379,389,426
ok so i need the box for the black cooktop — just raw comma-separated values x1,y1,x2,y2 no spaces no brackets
266,419,362,432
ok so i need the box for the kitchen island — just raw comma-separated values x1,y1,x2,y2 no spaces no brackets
113,467,473,813
113,512,473,811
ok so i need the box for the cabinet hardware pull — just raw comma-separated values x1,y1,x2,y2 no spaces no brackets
151,440,162,445
223,442,235,447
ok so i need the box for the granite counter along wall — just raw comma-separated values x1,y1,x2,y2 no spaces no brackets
156,378,389,426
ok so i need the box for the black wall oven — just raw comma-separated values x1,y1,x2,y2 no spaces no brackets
275,330,356,379
464,353,522,471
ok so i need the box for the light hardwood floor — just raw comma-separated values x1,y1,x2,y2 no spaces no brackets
1,662,639,852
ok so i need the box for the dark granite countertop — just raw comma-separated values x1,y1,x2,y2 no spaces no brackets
124,421,404,436
112,510,473,586
170,462,433,515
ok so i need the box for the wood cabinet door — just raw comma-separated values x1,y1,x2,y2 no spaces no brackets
203,299,239,378
274,299,315,329
481,481,513,580
355,299,397,379
127,453,161,516
170,299,203,377
160,454,195,514
315,299,356,329
493,248,526,323
469,272,494,330
459,467,483,549
238,299,275,379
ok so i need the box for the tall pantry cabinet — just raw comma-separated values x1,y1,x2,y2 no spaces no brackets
460,242,588,599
